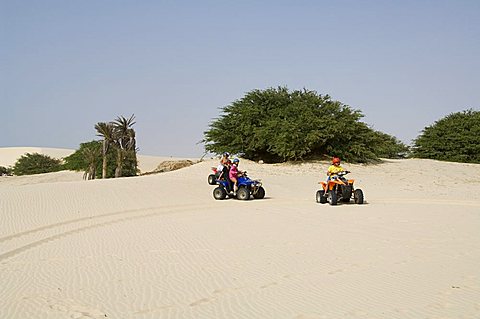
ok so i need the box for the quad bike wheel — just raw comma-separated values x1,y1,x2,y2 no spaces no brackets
253,186,265,199
354,189,364,204
213,186,227,200
316,190,327,204
236,187,250,200
341,185,352,202
208,174,216,185
328,189,338,206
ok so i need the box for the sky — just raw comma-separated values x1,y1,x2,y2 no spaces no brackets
2,0,479,157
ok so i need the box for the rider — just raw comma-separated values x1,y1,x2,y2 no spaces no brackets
216,159,232,192
229,158,243,195
216,152,230,178
326,157,345,182
221,152,230,164
218,159,231,180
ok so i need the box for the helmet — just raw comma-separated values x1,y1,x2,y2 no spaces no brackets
332,157,341,164
223,152,230,157
233,158,239,164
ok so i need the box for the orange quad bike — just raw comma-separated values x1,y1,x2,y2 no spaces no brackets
316,171,364,205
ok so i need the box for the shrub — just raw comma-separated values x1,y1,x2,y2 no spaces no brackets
0,166,13,176
12,153,63,176
412,109,480,163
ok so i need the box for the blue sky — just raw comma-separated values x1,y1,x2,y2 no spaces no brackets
2,0,479,156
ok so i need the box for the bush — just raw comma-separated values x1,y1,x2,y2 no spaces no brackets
367,131,409,159
204,87,407,163
412,110,480,163
0,166,13,176
12,153,63,176
63,141,102,172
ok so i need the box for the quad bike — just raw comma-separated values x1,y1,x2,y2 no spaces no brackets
213,172,265,200
208,167,220,185
316,171,364,205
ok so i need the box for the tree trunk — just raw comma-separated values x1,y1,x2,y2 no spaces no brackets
88,164,96,180
115,149,123,178
92,165,96,180
102,140,108,179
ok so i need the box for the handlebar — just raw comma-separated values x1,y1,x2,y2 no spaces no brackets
330,170,350,176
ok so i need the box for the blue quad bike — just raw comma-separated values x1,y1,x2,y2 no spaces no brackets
213,174,265,200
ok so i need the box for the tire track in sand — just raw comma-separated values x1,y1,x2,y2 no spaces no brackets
0,204,196,243
0,203,215,262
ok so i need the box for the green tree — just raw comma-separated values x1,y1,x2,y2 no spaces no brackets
95,122,115,179
63,141,103,178
64,140,137,179
68,114,138,179
12,153,63,176
412,110,480,163
63,141,101,172
204,87,407,163
112,114,138,177
82,142,102,180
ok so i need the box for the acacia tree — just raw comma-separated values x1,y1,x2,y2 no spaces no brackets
413,109,480,163
204,87,407,163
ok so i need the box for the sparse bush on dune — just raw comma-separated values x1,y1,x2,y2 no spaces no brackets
413,109,480,163
0,166,13,176
12,153,63,176
204,87,408,163
147,160,195,174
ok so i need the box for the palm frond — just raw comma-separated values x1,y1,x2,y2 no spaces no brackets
95,122,115,140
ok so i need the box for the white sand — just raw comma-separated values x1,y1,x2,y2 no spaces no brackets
1,148,479,319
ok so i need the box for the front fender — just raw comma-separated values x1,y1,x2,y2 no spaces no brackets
328,180,344,190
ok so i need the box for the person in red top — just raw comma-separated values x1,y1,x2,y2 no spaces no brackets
229,158,243,195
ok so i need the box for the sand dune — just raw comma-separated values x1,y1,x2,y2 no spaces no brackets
0,147,75,168
1,148,479,318
0,147,195,175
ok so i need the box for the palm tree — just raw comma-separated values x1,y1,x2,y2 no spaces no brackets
82,144,101,180
113,114,137,177
95,122,115,179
